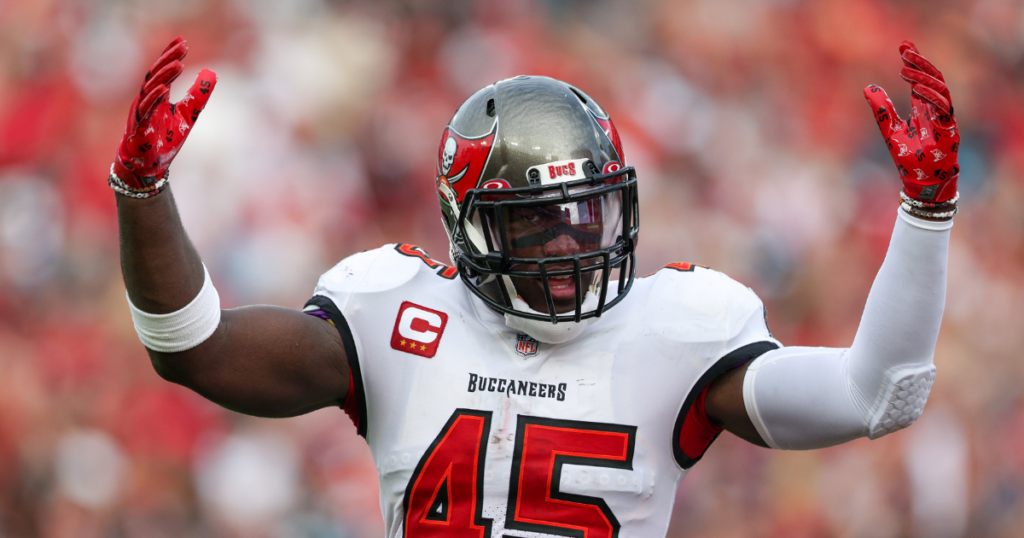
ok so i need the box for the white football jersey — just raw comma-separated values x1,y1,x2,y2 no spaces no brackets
304,244,778,538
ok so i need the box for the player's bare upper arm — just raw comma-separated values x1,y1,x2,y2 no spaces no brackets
705,359,769,448
149,304,350,418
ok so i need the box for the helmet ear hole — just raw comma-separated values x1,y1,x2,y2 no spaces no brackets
486,99,496,117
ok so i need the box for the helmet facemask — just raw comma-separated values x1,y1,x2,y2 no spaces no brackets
454,164,638,323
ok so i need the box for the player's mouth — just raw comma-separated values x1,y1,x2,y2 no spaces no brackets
510,269,595,314
547,275,577,301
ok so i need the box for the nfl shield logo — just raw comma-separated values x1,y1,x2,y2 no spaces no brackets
515,333,539,357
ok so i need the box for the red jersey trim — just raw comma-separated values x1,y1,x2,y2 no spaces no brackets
678,384,723,461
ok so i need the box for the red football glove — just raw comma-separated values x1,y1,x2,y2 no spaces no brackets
111,36,217,195
864,41,959,203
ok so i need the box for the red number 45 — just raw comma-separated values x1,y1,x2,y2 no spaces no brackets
403,409,637,538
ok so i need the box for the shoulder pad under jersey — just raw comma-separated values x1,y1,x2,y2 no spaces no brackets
641,263,774,347
312,244,458,309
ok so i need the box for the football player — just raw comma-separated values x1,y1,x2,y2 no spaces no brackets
114,36,958,537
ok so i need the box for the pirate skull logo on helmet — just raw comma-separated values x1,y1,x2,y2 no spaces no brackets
441,136,457,175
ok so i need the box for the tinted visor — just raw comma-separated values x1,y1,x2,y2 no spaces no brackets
482,191,622,258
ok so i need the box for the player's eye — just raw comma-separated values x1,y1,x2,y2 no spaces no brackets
511,209,551,228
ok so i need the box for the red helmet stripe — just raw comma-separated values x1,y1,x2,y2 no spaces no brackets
436,122,498,202
595,117,625,164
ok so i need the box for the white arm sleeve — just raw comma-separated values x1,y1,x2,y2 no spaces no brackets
742,207,951,450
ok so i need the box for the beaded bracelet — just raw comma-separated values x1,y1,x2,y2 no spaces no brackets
900,189,959,209
108,164,168,199
900,201,958,219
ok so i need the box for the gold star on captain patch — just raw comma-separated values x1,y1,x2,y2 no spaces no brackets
400,339,406,346
420,344,427,351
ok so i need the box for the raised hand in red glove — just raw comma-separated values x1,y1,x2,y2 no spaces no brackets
864,41,959,204
110,36,217,198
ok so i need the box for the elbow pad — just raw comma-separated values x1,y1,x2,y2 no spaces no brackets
864,363,936,439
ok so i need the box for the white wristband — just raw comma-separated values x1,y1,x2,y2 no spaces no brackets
127,264,222,353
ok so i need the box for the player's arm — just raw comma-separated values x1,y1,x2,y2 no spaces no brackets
114,38,349,418
705,41,958,449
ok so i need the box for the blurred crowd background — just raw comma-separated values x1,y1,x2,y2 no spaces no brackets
0,0,1021,536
